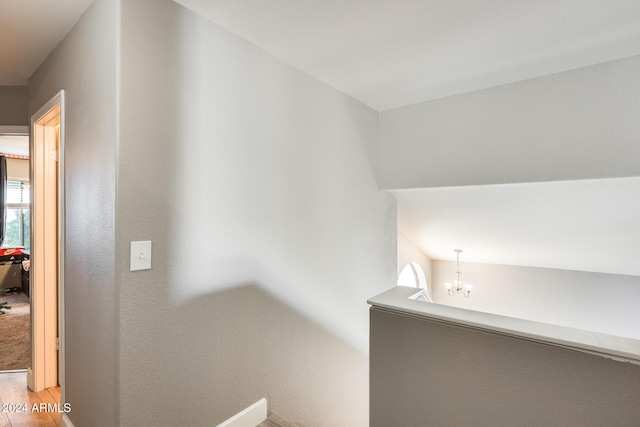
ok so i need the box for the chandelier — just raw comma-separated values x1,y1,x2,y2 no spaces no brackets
444,249,473,298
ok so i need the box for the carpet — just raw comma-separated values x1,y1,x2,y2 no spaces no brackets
0,292,30,370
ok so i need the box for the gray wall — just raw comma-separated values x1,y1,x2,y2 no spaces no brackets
370,307,640,426
28,0,118,425
117,0,395,426
380,55,640,189
26,0,397,425
0,86,28,125
432,260,640,340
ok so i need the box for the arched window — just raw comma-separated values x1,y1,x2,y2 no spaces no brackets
397,262,427,289
398,262,433,302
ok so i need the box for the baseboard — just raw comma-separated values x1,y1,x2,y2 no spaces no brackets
216,398,267,427
26,368,33,391
61,413,75,427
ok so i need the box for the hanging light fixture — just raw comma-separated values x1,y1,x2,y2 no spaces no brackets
444,249,473,298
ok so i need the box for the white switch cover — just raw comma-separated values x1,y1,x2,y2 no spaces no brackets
130,241,152,271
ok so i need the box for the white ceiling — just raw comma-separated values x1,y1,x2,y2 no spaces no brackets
3,1,639,275
173,0,640,111
394,178,640,276
4,0,640,109
0,0,93,85
0,135,29,157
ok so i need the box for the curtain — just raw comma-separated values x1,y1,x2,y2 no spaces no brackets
0,156,6,246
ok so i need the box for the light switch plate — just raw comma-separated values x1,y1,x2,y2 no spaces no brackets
130,241,152,271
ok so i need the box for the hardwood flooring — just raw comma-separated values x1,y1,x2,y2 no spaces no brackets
0,371,304,427
0,372,61,427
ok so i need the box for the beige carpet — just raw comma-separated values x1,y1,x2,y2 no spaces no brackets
0,292,30,371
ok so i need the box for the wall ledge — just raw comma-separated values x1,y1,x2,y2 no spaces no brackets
368,286,640,365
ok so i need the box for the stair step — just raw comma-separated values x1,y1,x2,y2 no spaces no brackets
258,413,304,427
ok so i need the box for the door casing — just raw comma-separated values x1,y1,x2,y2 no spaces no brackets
28,90,65,396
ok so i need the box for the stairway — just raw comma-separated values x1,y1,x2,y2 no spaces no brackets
258,413,305,427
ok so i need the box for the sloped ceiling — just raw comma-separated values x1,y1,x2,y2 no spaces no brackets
0,0,93,85
393,178,640,276
172,0,640,111
3,0,639,274
5,1,640,98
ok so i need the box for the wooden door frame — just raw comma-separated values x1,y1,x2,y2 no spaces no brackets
28,91,65,397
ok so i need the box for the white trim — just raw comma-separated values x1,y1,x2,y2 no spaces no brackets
216,398,268,427
61,413,75,427
58,90,66,406
369,286,640,364
408,289,433,303
28,90,66,396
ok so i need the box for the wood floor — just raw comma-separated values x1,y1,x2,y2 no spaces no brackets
0,372,61,427
0,371,304,427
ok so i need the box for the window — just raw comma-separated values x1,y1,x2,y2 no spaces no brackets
397,262,427,289
4,180,30,250
398,262,433,302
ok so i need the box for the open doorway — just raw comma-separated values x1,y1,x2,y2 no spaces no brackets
28,91,65,394
0,126,31,374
